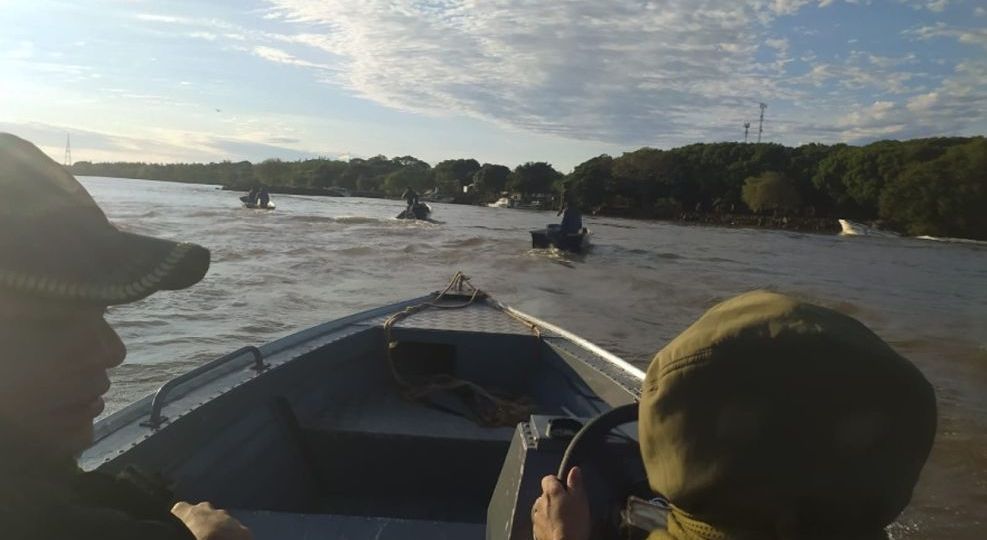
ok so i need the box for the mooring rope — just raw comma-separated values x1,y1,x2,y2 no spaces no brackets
383,272,537,427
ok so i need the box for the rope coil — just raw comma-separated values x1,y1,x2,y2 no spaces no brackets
383,272,536,427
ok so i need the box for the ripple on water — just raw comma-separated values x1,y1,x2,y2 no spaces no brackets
335,246,375,256
443,237,487,248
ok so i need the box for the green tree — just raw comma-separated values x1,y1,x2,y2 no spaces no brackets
612,148,689,213
65,136,986,239
255,158,289,186
787,143,838,212
471,163,511,195
356,175,383,193
565,155,613,210
384,163,432,195
308,160,349,188
742,171,802,214
431,159,481,195
508,162,562,195
879,138,987,239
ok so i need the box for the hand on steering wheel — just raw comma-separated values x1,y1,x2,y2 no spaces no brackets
531,467,591,540
539,403,642,540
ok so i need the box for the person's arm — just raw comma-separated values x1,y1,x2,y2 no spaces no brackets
3,499,252,540
2,503,195,540
531,467,591,540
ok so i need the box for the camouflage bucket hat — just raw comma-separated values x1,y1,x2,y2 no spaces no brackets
639,291,937,537
0,133,210,304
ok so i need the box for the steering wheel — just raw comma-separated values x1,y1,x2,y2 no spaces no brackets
555,403,649,540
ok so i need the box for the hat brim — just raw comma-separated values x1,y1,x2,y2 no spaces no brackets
0,228,210,305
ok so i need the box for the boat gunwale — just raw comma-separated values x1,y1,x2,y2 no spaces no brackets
87,292,644,462
490,299,644,380
92,294,436,442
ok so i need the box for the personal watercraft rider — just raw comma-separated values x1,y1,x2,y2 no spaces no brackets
532,290,936,540
401,185,419,214
0,133,251,540
243,186,259,205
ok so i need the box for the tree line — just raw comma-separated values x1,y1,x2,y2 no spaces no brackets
70,136,986,240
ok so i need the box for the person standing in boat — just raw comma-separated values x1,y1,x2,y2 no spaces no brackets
257,186,271,208
557,193,583,235
532,291,936,540
401,185,419,214
0,133,251,540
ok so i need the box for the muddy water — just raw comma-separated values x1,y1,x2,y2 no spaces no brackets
84,177,987,539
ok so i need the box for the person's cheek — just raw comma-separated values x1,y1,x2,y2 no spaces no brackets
0,340,50,418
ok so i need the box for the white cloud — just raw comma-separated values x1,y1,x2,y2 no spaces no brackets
135,13,191,24
134,12,256,44
113,1,984,150
188,31,218,41
976,7,986,17
765,37,789,52
252,45,297,64
906,91,939,111
251,45,335,71
905,23,987,50
866,52,917,68
838,100,895,126
258,0,811,146
0,121,333,164
925,0,948,12
822,59,987,141
771,0,814,14
798,59,915,94
5,40,35,60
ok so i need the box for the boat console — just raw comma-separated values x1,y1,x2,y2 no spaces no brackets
487,410,659,540
231,410,658,540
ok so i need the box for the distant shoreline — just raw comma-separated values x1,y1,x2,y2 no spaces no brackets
84,175,844,235
658,212,840,234
223,183,841,234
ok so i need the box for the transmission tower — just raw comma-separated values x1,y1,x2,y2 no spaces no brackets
743,122,751,143
757,103,767,143
63,133,72,166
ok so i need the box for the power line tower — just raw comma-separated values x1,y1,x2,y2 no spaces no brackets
743,122,751,143
757,103,767,143
63,133,72,167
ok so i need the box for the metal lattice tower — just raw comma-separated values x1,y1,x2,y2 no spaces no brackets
63,133,72,166
757,103,767,143
743,122,751,143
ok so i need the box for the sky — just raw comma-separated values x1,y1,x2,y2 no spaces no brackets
1,0,985,171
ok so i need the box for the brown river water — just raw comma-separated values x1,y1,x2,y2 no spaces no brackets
83,177,986,539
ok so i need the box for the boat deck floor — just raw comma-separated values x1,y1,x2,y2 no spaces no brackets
233,510,483,540
309,378,517,441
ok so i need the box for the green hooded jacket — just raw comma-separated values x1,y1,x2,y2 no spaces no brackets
638,291,936,540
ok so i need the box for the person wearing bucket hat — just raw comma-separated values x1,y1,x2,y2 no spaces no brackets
0,133,250,539
532,290,937,540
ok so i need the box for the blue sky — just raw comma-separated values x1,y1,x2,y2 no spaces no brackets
1,0,984,171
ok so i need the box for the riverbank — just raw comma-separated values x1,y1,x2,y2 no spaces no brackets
223,182,840,234
221,184,359,197
666,211,840,234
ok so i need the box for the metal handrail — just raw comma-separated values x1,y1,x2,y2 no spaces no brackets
141,345,267,430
